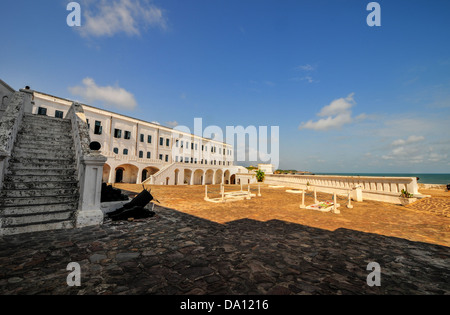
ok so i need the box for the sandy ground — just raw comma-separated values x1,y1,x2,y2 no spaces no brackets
112,183,450,247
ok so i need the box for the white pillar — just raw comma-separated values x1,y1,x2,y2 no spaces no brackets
136,167,143,184
333,193,340,214
347,190,353,209
300,190,306,209
108,167,115,184
76,154,107,228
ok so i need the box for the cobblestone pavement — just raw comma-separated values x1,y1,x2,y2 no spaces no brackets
0,205,449,295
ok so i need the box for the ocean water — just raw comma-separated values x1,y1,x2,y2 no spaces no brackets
313,173,450,185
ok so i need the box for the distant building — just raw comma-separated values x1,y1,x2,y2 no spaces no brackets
258,164,274,174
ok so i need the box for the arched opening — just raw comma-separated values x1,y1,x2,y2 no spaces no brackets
184,169,193,185
115,168,124,183
142,169,148,181
224,170,231,185
141,166,160,183
230,174,236,185
193,169,204,185
102,163,111,183
205,170,214,185
215,169,223,185
115,164,139,184
166,177,170,185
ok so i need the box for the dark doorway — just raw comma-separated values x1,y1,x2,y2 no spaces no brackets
142,169,148,181
115,168,124,183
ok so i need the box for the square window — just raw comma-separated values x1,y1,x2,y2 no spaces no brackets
124,131,131,140
140,134,144,142
55,110,64,119
139,151,143,158
165,155,169,162
166,139,170,147
113,148,119,154
114,129,122,138
123,149,128,155
147,135,152,143
37,107,47,116
160,137,164,146
147,152,151,159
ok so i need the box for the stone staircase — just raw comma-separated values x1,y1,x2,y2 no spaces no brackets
0,113,79,235
143,162,177,185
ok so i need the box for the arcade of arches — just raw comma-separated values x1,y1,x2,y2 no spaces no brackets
102,163,236,186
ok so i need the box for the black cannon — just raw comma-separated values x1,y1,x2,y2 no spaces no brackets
108,186,160,221
447,184,450,192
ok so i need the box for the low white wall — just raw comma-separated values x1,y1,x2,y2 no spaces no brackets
263,174,425,204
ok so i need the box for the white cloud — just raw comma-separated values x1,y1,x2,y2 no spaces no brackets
295,64,315,72
318,93,355,117
166,121,179,128
299,93,364,131
79,0,167,38
69,77,137,110
391,135,425,146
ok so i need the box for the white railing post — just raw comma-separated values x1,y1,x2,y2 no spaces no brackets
66,102,107,228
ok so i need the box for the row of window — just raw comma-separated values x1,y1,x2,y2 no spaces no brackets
174,156,231,166
112,147,231,166
113,148,170,162
175,140,231,156
38,107,64,119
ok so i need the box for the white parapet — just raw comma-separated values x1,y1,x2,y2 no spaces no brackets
264,174,424,204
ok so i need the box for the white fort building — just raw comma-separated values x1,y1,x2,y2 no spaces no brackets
31,90,240,187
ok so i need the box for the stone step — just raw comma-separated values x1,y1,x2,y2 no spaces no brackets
2,180,78,190
23,114,71,123
19,123,71,131
14,142,74,150
0,221,75,236
12,149,75,160
4,174,77,184
17,133,73,142
1,211,74,227
1,202,79,216
20,118,71,126
6,168,76,177
1,187,79,198
1,194,79,206
21,115,70,123
9,157,76,167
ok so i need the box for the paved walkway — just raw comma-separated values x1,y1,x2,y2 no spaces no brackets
0,205,449,295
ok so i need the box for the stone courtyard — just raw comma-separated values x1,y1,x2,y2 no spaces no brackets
0,185,449,295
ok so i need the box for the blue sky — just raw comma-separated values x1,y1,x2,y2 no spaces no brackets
1,0,449,173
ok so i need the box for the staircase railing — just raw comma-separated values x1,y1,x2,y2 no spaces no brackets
142,162,177,185
66,102,107,228
0,89,33,193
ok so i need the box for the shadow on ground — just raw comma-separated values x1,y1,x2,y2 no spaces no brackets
0,205,449,295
